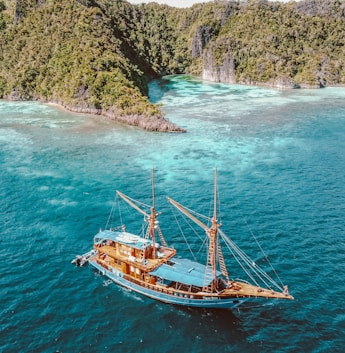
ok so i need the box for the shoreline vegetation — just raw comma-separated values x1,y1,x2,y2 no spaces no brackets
1,0,345,131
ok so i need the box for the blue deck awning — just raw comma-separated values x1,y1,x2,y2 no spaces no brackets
149,258,220,288
94,230,152,250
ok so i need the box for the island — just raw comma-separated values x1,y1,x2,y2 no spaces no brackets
1,0,344,131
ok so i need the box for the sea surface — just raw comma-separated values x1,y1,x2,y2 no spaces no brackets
1,75,345,352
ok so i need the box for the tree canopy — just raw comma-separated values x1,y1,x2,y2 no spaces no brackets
0,0,344,127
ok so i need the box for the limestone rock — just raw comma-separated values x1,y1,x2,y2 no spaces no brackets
202,48,236,84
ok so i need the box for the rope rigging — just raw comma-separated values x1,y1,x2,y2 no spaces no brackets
219,229,284,291
236,205,285,289
105,193,119,230
105,177,286,295
170,205,198,262
120,193,151,213
167,192,285,292
249,224,284,288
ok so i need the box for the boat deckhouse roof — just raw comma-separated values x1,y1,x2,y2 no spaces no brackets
150,258,221,288
94,230,152,250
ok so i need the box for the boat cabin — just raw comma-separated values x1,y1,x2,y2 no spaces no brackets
93,229,176,278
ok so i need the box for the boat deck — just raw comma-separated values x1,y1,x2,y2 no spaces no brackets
222,282,294,300
96,245,176,272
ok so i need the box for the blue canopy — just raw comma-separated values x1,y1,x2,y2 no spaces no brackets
94,230,152,250
150,258,220,288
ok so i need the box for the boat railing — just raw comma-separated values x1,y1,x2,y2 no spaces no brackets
122,274,204,299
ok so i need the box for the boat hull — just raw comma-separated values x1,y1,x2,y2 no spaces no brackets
89,260,246,309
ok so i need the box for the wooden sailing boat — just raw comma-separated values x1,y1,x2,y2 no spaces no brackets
73,170,293,309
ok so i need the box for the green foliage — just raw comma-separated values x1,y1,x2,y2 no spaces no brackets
0,0,8,31
196,0,345,86
0,0,164,118
0,0,345,122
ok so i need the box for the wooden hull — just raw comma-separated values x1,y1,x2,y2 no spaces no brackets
90,259,248,309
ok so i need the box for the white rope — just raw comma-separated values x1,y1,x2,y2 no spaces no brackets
222,236,259,285
170,205,198,261
219,229,283,291
105,193,119,229
122,193,151,212
167,196,283,291
241,215,285,288
219,230,274,286
178,202,212,224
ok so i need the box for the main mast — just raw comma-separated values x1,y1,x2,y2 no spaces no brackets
150,168,157,259
166,169,226,293
204,169,219,292
116,168,158,259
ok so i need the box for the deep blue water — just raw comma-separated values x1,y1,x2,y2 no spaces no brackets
1,75,345,352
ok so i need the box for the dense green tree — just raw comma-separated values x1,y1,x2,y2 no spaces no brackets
0,0,345,129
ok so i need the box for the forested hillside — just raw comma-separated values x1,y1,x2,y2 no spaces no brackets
184,0,345,88
0,0,344,130
0,0,185,131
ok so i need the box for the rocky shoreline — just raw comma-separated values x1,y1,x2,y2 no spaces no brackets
201,71,333,89
4,92,186,132
201,47,344,90
5,74,345,134
51,101,186,133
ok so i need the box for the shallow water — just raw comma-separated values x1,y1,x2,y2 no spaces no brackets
1,76,345,352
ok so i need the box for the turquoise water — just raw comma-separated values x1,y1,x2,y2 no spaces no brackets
1,76,345,352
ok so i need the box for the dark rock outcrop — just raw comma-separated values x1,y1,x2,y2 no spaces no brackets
60,103,186,132
202,47,302,89
220,1,240,26
271,77,300,89
191,25,214,59
202,48,236,83
295,0,345,18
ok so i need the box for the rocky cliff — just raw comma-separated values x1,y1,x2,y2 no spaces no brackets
202,48,236,84
1,0,345,134
188,0,345,89
0,0,185,132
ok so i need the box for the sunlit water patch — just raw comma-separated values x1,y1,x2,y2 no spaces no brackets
0,101,95,129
